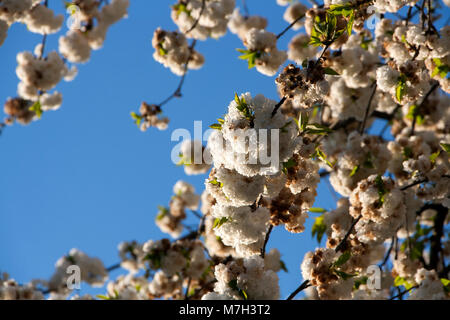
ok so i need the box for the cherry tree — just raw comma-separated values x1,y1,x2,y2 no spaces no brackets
0,0,449,301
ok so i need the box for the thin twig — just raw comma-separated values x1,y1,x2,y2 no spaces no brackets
106,263,121,272
185,0,206,34
389,285,418,300
241,0,249,17
359,83,377,134
411,82,439,135
286,280,310,300
379,237,395,268
400,178,428,190
276,14,305,39
157,39,197,107
261,225,274,258
271,96,287,117
314,44,330,68
335,215,362,252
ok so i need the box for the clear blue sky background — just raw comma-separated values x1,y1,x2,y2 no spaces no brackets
0,1,448,299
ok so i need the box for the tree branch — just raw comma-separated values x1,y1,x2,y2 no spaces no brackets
359,83,377,134
411,82,439,135
261,225,274,258
286,280,310,300
335,215,362,252
276,14,305,39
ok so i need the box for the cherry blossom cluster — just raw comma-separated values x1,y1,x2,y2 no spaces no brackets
2,0,129,128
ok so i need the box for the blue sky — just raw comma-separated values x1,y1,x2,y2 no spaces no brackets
0,1,448,299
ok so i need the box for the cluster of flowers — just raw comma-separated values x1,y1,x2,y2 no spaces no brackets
0,0,63,46
155,180,201,238
171,0,235,40
2,0,129,126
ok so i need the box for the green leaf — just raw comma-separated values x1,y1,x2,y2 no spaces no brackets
374,175,387,207
328,4,354,17
172,3,190,16
228,279,248,300
209,178,224,188
209,123,222,130
394,276,414,290
311,215,327,243
312,147,333,168
282,158,296,174
395,74,407,103
306,123,332,133
347,10,354,36
280,121,292,133
402,146,413,159
363,153,374,170
324,67,340,75
299,112,309,131
332,251,351,268
233,93,254,121
406,104,425,125
431,58,450,78
29,101,43,118
349,165,360,177
353,276,368,290
309,207,327,213
429,151,440,164
130,111,142,127
159,46,168,56
213,217,231,229
156,206,169,221
333,270,356,280
440,143,450,153
96,294,111,300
